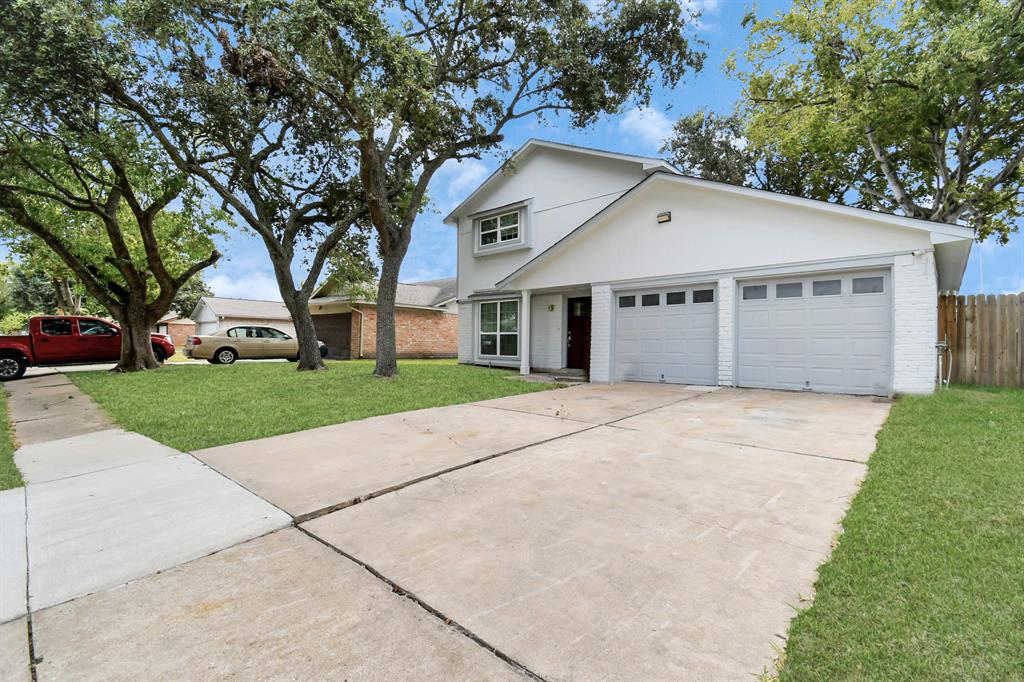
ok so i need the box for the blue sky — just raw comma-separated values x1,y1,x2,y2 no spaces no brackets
203,0,1020,300
9,1,1021,299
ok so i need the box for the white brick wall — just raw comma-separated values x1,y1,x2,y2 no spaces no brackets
892,252,938,394
717,277,736,387
457,302,474,363
589,284,612,382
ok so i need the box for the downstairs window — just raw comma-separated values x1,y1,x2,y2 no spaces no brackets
480,300,519,357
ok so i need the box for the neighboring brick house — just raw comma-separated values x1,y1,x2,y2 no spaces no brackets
308,278,458,359
154,313,197,347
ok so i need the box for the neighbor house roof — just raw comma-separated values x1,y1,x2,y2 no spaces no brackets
157,312,195,325
191,296,292,321
443,139,680,225
310,277,456,309
496,170,976,290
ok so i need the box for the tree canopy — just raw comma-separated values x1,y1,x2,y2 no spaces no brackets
0,0,223,369
265,0,707,375
721,0,1024,242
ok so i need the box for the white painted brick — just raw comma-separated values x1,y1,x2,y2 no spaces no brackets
892,252,937,394
457,302,474,364
717,277,736,386
589,284,612,383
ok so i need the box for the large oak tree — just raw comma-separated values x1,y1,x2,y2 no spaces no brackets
715,0,1024,242
270,0,706,376
0,1,221,370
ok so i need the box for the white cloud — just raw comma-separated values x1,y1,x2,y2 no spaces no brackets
441,159,490,201
207,270,283,301
618,106,673,151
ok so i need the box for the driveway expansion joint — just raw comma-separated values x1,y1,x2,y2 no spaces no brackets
295,526,547,682
293,423,603,525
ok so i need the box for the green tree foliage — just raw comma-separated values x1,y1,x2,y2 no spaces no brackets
0,0,222,371
255,0,706,376
103,2,376,371
170,274,213,320
663,109,849,203
727,0,1024,242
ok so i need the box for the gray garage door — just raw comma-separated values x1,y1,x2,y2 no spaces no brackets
737,270,892,396
613,285,718,384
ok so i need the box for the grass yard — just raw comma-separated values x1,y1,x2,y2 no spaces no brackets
781,385,1024,680
68,359,556,451
0,387,23,490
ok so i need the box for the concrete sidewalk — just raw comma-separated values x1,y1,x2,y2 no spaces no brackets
1,373,292,681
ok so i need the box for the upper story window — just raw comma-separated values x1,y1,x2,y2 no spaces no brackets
472,201,530,256
480,211,519,246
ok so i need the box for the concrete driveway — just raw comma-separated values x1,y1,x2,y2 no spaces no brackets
17,382,891,680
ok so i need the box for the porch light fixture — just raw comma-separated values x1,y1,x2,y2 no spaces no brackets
656,211,672,224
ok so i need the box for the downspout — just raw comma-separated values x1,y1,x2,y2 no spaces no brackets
351,305,364,358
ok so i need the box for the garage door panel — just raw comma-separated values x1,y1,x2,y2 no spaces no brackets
738,270,891,396
614,285,718,385
773,336,807,355
774,308,806,328
808,306,849,327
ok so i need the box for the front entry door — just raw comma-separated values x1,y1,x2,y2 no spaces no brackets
566,297,592,371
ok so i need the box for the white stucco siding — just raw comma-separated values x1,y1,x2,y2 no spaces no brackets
529,294,564,370
456,147,650,298
512,181,934,292
892,251,938,394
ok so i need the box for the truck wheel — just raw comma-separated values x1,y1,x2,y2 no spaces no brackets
153,347,167,364
0,355,27,381
215,347,237,365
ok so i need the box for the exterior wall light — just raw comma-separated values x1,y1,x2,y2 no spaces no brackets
657,211,672,224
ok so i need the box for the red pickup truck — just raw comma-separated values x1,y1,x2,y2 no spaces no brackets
0,316,176,381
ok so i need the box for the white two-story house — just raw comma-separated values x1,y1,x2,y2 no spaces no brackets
446,139,974,396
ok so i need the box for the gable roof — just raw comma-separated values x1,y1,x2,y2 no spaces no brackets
496,171,976,288
192,296,292,321
311,277,456,309
443,139,679,225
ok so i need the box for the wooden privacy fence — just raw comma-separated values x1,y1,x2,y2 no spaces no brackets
938,293,1024,388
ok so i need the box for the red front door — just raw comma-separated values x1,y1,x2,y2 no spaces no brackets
566,297,592,372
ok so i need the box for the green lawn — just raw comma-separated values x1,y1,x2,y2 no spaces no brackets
68,359,556,451
0,387,23,490
781,386,1024,680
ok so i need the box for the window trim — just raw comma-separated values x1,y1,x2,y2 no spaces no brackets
812,279,843,297
692,289,715,304
478,299,519,359
472,201,531,256
742,284,768,301
775,282,804,299
852,275,885,295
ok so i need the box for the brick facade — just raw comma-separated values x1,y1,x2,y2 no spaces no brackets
161,320,196,348
348,304,459,359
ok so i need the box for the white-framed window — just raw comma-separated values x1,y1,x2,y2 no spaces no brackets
479,300,519,357
479,210,520,247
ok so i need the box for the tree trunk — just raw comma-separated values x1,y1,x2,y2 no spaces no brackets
53,277,82,315
115,302,160,372
373,248,405,378
284,292,326,371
